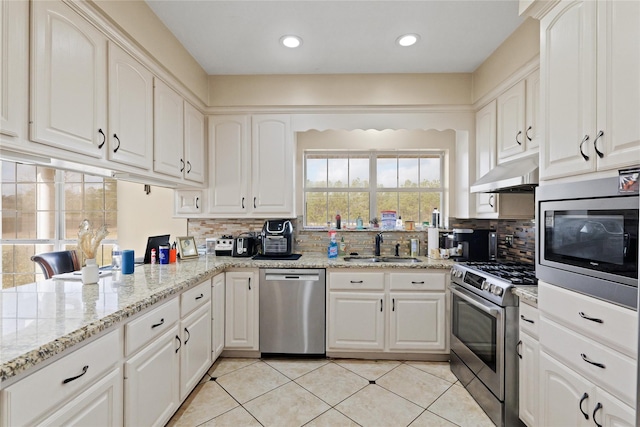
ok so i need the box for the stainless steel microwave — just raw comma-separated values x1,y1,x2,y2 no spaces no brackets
536,177,639,309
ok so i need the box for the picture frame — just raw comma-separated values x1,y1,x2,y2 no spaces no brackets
176,236,199,259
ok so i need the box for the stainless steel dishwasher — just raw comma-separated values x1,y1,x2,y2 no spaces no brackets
259,268,326,355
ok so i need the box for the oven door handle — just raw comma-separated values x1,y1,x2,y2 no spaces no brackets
450,286,501,318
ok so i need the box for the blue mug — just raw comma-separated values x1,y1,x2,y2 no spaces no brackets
122,250,135,274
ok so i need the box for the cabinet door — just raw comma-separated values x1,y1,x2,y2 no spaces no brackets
594,388,636,427
497,80,526,161
388,293,446,351
525,69,541,151
212,273,225,360
518,332,539,427
107,42,153,170
328,292,384,351
595,0,640,172
180,304,212,400
539,351,592,427
208,115,250,214
153,79,184,178
474,100,498,216
175,190,203,215
124,326,181,427
0,0,28,145
183,102,205,183
539,0,597,179
224,271,258,350
39,368,123,427
251,115,294,215
31,0,107,158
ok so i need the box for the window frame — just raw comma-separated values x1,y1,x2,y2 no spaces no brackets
303,150,445,228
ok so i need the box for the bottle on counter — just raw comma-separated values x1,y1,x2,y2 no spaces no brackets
327,231,338,259
356,215,364,229
151,248,157,264
111,243,121,271
432,208,440,228
396,215,403,230
336,211,341,229
338,236,346,256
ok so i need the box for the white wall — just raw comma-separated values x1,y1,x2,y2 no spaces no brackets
117,181,187,257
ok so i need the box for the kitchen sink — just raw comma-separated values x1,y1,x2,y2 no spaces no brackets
343,256,421,263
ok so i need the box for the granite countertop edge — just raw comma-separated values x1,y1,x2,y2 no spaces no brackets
1,254,454,383
512,285,539,307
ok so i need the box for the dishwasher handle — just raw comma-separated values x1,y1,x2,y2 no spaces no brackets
264,274,320,281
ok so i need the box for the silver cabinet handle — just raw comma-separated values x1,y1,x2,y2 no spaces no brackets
579,135,590,161
593,130,604,158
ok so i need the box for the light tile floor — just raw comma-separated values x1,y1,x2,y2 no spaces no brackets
167,358,496,427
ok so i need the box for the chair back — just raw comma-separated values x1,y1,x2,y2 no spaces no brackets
31,250,81,279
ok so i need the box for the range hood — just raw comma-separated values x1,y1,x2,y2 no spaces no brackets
471,155,539,193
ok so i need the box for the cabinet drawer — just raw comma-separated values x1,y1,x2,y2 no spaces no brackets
539,281,637,357
518,301,539,339
389,272,445,291
2,329,121,427
329,272,384,290
181,279,212,316
125,298,179,356
540,317,636,407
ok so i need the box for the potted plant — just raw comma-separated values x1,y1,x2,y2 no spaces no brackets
370,217,379,228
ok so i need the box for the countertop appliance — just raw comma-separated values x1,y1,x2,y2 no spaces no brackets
449,261,535,427
452,229,498,261
232,235,258,257
536,176,638,309
214,236,234,257
259,268,326,355
261,219,293,256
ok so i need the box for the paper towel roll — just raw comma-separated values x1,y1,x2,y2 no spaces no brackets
427,228,440,258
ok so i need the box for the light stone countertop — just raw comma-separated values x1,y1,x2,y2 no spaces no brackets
512,285,539,307
0,254,454,383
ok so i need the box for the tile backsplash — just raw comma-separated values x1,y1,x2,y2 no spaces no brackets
188,216,536,263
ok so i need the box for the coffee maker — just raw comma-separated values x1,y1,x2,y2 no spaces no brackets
452,228,497,261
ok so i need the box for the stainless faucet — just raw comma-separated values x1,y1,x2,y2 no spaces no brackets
374,232,384,256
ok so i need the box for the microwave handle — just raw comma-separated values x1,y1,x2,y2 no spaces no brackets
450,286,501,318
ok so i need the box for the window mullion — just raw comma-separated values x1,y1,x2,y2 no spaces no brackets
369,153,376,219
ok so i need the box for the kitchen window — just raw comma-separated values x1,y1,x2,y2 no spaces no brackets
304,151,444,227
0,161,117,288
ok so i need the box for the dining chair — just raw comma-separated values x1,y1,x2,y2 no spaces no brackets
31,250,81,279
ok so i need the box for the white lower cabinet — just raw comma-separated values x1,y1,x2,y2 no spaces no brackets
1,329,122,427
329,291,385,351
327,270,448,354
225,270,259,350
518,329,539,427
40,367,123,427
180,303,212,400
124,325,181,427
539,351,635,427
212,273,226,360
388,292,446,351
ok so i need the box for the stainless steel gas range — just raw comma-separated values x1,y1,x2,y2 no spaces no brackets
449,262,536,427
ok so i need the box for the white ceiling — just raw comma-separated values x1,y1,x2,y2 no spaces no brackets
145,0,525,75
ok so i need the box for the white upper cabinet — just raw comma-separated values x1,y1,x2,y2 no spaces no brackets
208,115,250,214
251,115,294,215
475,100,499,217
107,42,153,170
540,0,640,180
497,80,526,160
497,69,540,163
31,0,108,158
154,78,184,178
0,0,28,145
183,102,206,184
208,114,294,217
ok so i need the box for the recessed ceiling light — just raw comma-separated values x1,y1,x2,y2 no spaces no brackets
280,35,302,48
396,34,420,47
